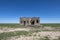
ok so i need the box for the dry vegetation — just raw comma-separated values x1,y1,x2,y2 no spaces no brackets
0,23,60,40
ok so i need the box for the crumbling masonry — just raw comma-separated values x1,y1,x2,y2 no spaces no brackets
20,17,40,26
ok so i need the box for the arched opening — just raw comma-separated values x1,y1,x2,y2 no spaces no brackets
31,20,35,25
36,20,39,23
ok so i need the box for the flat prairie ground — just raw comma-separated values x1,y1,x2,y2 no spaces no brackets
0,23,60,40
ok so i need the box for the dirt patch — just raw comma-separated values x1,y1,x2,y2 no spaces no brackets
0,28,30,33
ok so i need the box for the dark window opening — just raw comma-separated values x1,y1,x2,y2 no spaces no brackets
36,20,39,23
31,20,35,25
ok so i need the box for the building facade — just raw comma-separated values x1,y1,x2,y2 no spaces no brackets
20,17,40,26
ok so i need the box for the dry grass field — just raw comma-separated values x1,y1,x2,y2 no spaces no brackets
0,23,60,40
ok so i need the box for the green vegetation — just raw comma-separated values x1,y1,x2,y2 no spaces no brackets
0,31,30,40
0,23,60,40
0,23,60,28
0,30,41,40
0,23,24,28
58,37,60,40
43,36,50,40
41,23,60,27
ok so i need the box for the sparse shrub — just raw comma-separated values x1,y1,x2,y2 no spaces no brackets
41,36,50,40
58,36,60,40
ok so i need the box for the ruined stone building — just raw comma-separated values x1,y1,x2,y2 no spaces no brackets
20,17,40,26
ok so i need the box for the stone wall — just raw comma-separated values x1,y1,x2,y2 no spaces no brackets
20,17,40,26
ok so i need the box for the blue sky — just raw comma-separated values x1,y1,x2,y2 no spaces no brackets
0,0,60,23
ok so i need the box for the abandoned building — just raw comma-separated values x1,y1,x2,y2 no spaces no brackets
20,17,40,26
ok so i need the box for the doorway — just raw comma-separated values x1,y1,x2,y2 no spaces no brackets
24,21,26,26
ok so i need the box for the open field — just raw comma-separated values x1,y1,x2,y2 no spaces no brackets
0,23,24,28
0,31,60,40
0,23,60,40
42,23,60,27
0,23,60,28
